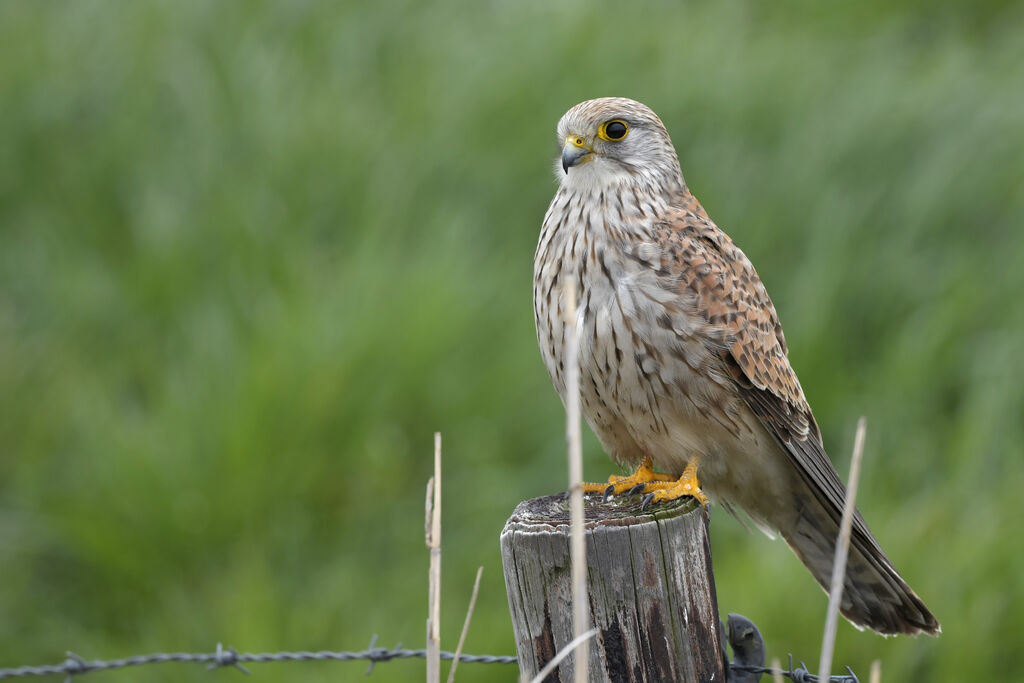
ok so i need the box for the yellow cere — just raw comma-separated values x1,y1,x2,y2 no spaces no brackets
566,135,589,149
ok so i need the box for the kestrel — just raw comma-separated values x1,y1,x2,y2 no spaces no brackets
533,97,939,636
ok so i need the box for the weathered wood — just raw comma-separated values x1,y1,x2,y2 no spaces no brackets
501,493,726,683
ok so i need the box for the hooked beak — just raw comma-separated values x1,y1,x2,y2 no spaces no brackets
561,136,592,173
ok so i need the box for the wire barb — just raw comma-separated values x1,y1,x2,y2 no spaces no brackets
61,653,87,683
363,634,380,676
205,644,249,675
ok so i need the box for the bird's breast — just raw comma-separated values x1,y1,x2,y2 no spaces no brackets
533,190,638,393
533,187,757,475
536,191,701,413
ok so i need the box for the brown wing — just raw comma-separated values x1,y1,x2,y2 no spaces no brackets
652,202,867,539
652,203,807,408
652,202,939,635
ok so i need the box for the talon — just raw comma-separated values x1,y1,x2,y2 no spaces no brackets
641,492,655,510
580,457,677,499
627,483,646,496
634,458,709,508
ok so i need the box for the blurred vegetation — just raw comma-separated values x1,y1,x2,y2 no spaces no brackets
1,1,1022,681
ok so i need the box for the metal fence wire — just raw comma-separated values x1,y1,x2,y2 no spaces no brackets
0,640,515,681
0,640,860,682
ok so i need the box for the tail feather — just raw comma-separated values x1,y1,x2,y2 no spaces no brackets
783,494,940,636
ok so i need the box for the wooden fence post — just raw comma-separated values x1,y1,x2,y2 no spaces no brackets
501,493,726,682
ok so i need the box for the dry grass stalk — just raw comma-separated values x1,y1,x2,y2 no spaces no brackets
817,417,867,681
564,280,589,683
445,566,484,683
770,657,784,683
869,658,882,683
523,629,599,683
425,433,443,683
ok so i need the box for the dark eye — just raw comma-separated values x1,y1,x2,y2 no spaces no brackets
600,120,629,141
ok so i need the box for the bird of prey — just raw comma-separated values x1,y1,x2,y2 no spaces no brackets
533,97,939,636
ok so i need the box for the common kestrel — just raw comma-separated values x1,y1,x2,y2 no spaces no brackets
533,97,939,636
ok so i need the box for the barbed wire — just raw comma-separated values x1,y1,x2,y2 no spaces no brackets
731,655,860,682
0,637,516,681
0,643,863,682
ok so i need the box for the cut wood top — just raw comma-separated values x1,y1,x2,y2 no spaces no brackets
502,493,702,534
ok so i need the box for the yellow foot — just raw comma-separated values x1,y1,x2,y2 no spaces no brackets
582,457,676,498
639,460,709,508
582,457,709,507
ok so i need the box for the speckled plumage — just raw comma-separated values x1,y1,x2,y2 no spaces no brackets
533,97,939,636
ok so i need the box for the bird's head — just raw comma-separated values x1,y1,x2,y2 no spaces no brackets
555,97,684,194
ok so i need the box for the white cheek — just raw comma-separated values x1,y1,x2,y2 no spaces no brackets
551,158,566,183
558,158,630,193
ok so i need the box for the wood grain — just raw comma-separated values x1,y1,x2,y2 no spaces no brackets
501,494,726,682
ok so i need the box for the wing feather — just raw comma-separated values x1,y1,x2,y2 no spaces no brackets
653,204,876,543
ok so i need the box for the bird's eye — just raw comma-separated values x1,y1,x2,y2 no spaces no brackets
598,120,629,141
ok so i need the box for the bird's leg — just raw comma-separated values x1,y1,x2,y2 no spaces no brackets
581,457,676,500
638,457,709,507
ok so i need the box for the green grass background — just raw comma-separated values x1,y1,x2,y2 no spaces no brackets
2,1,1022,680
